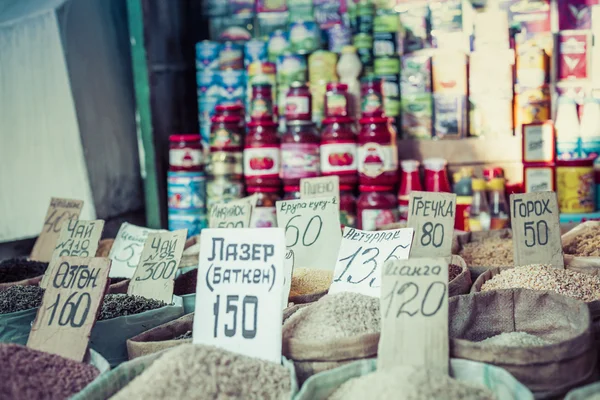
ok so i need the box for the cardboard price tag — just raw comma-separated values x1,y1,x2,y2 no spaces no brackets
300,176,340,203
329,227,414,297
30,198,84,262
108,223,164,278
510,192,564,268
407,191,456,258
209,195,258,229
194,228,285,363
276,196,342,270
378,257,449,373
128,229,187,303
28,257,111,362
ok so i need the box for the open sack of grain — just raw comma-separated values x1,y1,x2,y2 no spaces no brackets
126,313,193,360
451,288,596,398
295,357,533,400
288,268,333,304
562,221,600,273
454,229,514,277
447,254,472,296
173,269,197,314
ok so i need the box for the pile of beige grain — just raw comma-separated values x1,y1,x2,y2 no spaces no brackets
563,225,600,257
289,268,333,298
460,237,513,267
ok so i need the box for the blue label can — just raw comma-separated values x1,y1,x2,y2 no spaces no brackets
219,41,244,71
219,70,247,103
556,138,582,161
167,171,206,211
168,210,207,237
197,70,221,101
244,39,268,67
196,41,220,70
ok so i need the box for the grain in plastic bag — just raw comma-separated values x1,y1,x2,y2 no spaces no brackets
0,307,37,345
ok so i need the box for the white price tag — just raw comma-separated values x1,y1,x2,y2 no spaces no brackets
108,223,165,278
209,195,258,229
300,176,340,203
407,191,456,258
194,228,285,363
329,227,414,297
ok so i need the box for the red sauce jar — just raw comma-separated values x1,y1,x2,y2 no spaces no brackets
360,77,384,118
340,185,357,228
357,186,398,230
281,121,320,186
357,117,398,186
169,134,203,172
325,82,350,118
424,158,451,192
214,103,245,128
283,185,301,200
247,186,281,228
398,160,422,220
320,117,358,186
483,166,504,182
285,82,312,121
250,83,274,122
210,115,244,152
244,120,280,187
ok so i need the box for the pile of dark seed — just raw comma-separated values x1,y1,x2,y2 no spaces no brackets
174,331,192,340
449,264,463,282
173,269,197,295
0,259,48,283
0,285,44,314
0,343,99,399
98,294,167,321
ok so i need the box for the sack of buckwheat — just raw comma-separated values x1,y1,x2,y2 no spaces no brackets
562,221,600,274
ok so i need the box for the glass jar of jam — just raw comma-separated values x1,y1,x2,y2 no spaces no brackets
210,115,244,152
281,120,320,186
424,158,451,192
357,117,398,186
483,166,505,182
324,82,350,118
360,77,384,118
244,120,280,187
283,185,301,200
320,117,358,186
248,186,281,228
206,175,244,208
250,83,274,122
398,160,422,220
340,185,357,228
357,186,398,230
214,103,245,128
285,82,312,121
169,134,203,172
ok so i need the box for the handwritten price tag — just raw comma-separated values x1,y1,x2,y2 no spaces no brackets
30,198,84,262
510,192,564,268
378,257,449,373
194,228,285,363
300,176,340,203
407,191,456,258
209,195,258,229
128,229,187,303
329,227,414,297
108,223,164,278
28,257,111,361
276,197,342,270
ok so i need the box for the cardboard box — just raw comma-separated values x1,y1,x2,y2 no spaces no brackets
523,164,556,193
522,122,555,164
557,30,592,81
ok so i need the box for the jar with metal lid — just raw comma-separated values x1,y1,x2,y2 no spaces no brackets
281,120,320,186
250,83,274,122
357,185,398,230
320,117,358,186
398,160,422,220
357,117,398,186
205,151,243,176
285,82,312,121
206,175,244,208
247,186,281,228
424,158,451,193
214,103,245,128
210,115,244,152
324,82,350,118
340,185,357,228
283,185,301,200
360,77,384,118
244,120,280,187
169,134,203,172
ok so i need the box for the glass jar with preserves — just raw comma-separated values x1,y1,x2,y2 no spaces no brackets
340,185,357,228
250,83,274,121
248,186,281,228
424,158,451,192
214,103,245,128
320,117,358,186
360,76,384,118
398,160,422,220
357,117,398,186
281,120,320,186
210,115,244,152
357,186,398,230
244,120,280,187
324,82,350,118
283,185,301,200
206,175,244,209
285,82,312,121
169,134,203,172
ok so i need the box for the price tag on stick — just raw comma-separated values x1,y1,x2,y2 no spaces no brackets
510,192,564,268
276,196,342,270
407,191,456,258
378,257,449,373
28,256,111,361
329,227,414,297
209,195,258,229
194,228,285,363
30,198,84,262
300,176,340,203
108,223,165,278
128,229,187,303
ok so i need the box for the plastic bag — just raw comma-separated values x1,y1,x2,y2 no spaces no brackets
565,382,600,400
0,307,37,345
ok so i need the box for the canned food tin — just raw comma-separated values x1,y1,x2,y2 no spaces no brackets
206,175,245,208
268,30,290,63
219,42,244,71
327,23,352,53
167,171,207,211
168,210,207,237
289,20,321,54
556,159,595,213
205,151,243,176
219,70,246,103
245,39,268,67
374,57,400,75
277,53,308,87
195,41,220,70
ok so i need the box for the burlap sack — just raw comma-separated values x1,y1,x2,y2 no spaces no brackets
454,229,513,280
562,221,600,273
108,278,130,294
126,313,193,360
0,275,43,291
289,290,328,305
447,254,471,297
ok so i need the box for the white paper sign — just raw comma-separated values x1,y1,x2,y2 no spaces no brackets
276,196,342,271
194,228,285,363
209,195,258,229
300,176,340,203
329,227,414,297
282,249,295,309
108,223,164,278
407,191,456,258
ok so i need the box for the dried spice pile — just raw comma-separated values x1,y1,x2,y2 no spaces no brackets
0,343,99,399
0,285,44,314
448,264,462,282
563,225,600,256
114,344,290,400
289,268,333,298
329,365,494,400
173,269,197,295
0,259,48,283
460,237,513,267
98,294,167,321
481,264,600,302
478,332,551,347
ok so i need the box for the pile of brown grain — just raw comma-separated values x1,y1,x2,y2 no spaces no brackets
563,225,600,257
460,237,513,267
289,268,333,298
448,264,462,282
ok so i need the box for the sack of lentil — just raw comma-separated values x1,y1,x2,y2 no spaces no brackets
447,254,471,297
173,268,197,314
451,288,596,397
562,221,600,272
126,313,193,360
565,381,600,400
288,268,333,304
295,357,533,400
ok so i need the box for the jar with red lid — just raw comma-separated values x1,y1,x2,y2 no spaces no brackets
283,185,301,200
483,166,504,182
250,83,274,122
360,77,384,118
247,186,281,228
285,82,312,121
357,186,398,230
210,115,244,152
169,134,204,172
424,158,451,192
357,117,398,186
340,185,357,228
281,120,320,186
320,117,358,186
325,82,350,118
398,160,422,220
214,103,245,128
244,120,280,187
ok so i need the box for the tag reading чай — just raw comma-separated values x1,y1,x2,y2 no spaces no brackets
510,192,564,268
30,198,84,262
128,229,187,303
108,223,164,278
209,195,258,229
407,191,456,258
378,257,449,374
300,176,340,203
28,257,111,362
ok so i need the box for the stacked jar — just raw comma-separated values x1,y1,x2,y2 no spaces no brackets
168,134,207,236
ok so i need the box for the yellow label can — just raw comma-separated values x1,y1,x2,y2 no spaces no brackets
556,160,595,213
